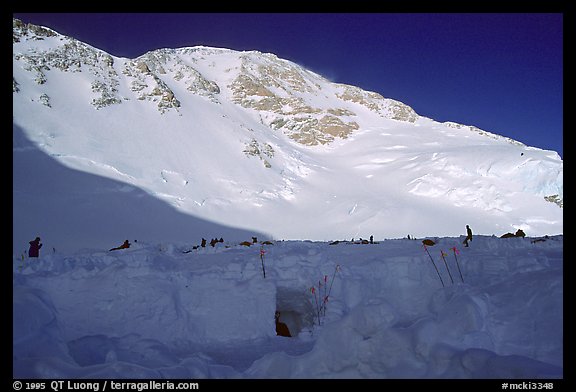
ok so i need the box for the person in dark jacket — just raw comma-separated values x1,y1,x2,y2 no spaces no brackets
463,225,473,247
28,237,42,257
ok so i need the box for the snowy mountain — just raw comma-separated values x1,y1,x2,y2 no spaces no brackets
12,18,563,254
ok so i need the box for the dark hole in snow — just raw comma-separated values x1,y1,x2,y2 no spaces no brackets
275,286,315,337
67,335,115,367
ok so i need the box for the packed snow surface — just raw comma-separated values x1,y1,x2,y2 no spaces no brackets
13,235,562,379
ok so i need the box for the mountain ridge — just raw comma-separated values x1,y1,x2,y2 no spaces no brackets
13,17,519,146
12,18,563,253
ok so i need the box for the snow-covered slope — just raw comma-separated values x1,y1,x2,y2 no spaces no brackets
12,18,563,254
13,235,563,379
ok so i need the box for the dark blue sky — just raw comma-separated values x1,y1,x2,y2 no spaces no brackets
13,13,563,157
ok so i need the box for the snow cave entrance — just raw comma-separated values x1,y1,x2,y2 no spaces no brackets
275,286,315,337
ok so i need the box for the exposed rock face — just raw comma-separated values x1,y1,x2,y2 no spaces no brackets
128,50,221,110
244,138,275,168
13,18,57,42
544,195,563,208
39,93,51,107
16,17,536,152
13,20,123,110
336,85,419,123
13,17,424,142
443,122,525,146
228,54,363,145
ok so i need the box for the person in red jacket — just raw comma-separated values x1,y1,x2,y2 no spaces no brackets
28,237,42,257
110,240,130,251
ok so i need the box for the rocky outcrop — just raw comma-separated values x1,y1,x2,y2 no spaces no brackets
337,85,382,112
387,100,419,122
443,122,525,146
133,50,221,105
275,115,359,145
125,61,181,113
544,194,563,208
14,18,420,142
39,93,51,107
337,85,419,123
12,19,220,114
13,19,123,110
229,54,363,145
244,138,275,168
13,18,57,42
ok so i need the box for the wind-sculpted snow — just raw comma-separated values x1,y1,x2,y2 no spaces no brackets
13,236,562,378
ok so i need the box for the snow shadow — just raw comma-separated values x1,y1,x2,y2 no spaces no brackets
13,125,265,254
